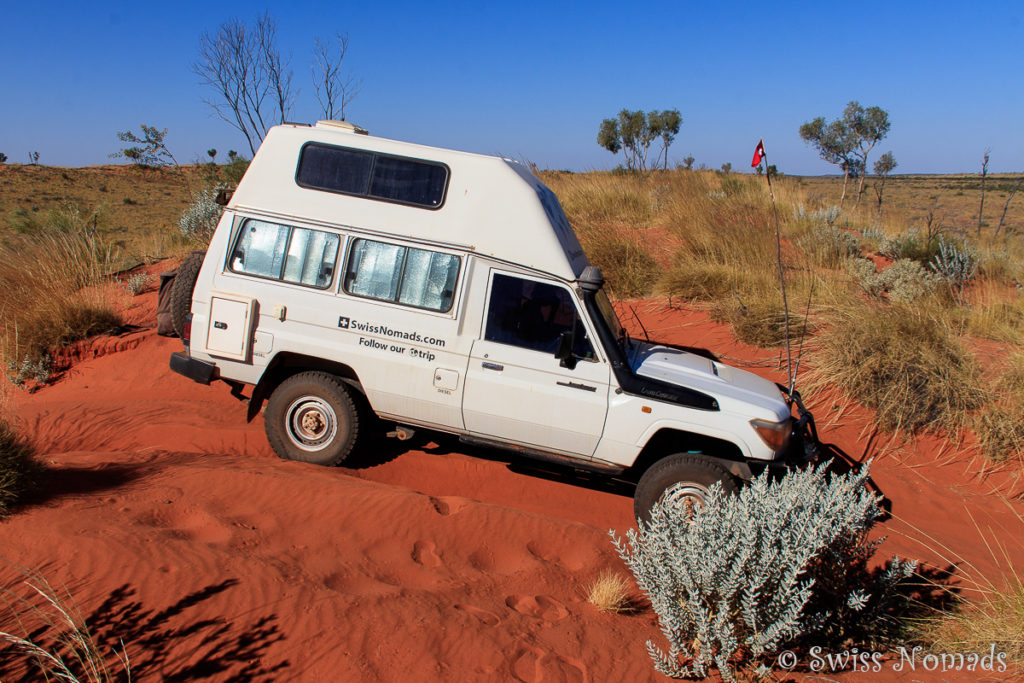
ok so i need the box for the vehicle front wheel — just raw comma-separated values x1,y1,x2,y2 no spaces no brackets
633,453,738,524
265,372,361,466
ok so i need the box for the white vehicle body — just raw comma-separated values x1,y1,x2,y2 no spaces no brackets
171,121,815,515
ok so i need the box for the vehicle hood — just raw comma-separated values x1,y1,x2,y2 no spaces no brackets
627,341,790,421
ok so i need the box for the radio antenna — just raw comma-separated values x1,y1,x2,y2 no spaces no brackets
629,304,651,343
751,139,794,393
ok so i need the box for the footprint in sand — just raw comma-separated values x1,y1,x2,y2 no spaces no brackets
504,595,569,622
412,540,442,567
512,646,587,683
429,495,468,516
453,603,500,626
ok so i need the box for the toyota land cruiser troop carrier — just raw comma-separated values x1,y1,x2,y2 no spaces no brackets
169,120,819,520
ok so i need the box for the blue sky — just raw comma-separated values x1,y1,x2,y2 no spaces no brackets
1,0,1021,174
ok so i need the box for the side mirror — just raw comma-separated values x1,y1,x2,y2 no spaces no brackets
555,331,577,369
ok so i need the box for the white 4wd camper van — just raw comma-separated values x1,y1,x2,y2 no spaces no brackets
170,121,819,520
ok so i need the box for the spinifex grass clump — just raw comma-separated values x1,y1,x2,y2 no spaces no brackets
612,464,916,682
0,416,39,515
0,224,122,371
540,171,662,297
806,303,985,432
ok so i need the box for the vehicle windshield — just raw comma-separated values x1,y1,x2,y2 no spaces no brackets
593,289,627,350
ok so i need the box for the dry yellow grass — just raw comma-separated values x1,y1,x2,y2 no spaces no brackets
0,224,122,369
586,570,634,613
0,567,131,681
905,508,1024,667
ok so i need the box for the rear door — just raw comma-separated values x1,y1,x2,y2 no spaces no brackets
462,271,610,457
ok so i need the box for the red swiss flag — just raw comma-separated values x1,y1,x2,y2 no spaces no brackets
751,139,765,168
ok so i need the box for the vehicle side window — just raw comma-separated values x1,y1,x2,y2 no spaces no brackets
344,238,460,312
484,273,595,358
230,219,339,289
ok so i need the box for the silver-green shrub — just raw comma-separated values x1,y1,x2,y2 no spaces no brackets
611,463,916,682
798,223,859,268
850,258,939,303
178,188,223,242
881,259,940,303
929,238,978,289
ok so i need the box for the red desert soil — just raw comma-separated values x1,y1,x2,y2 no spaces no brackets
2,271,1022,682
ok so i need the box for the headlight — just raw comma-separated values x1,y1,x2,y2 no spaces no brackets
750,418,791,452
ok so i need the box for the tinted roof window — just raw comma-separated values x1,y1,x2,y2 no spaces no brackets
297,143,448,209
370,155,448,207
296,145,373,195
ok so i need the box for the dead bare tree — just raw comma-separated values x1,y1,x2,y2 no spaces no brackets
194,14,294,156
977,148,990,236
312,33,362,121
995,176,1023,237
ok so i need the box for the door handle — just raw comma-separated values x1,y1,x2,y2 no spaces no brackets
557,380,597,392
481,361,504,371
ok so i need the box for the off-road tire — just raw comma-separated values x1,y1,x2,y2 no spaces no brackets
265,372,361,466
633,453,738,524
170,250,206,339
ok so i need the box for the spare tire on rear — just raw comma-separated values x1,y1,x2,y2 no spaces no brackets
170,250,206,339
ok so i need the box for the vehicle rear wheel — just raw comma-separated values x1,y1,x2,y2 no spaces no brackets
265,372,361,466
170,250,206,339
633,453,738,524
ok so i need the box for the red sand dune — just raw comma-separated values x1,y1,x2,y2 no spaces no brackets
2,272,1022,681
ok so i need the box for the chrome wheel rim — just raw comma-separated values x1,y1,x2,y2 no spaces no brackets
285,396,337,452
660,482,709,517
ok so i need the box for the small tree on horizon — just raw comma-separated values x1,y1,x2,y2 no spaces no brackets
977,148,991,236
800,101,890,208
648,109,682,170
873,151,897,214
799,116,857,207
845,101,891,205
598,109,681,172
111,125,190,196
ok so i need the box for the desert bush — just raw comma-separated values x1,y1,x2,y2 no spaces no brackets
792,204,840,226
0,569,131,680
178,188,223,242
586,571,633,613
856,225,887,251
805,304,985,432
611,463,916,682
797,223,859,268
883,259,942,303
7,355,51,387
120,272,153,295
879,229,942,263
0,416,39,515
930,239,979,300
850,258,940,303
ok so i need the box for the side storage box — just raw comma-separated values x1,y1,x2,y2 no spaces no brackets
204,292,256,361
